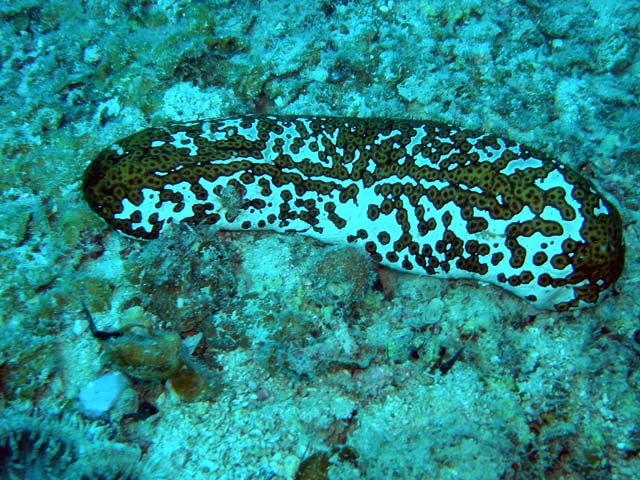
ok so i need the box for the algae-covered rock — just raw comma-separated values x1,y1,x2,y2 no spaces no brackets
102,330,181,380
306,246,374,308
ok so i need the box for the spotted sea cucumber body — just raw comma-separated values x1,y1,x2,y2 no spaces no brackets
83,116,624,311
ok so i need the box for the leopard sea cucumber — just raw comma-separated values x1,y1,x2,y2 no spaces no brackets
83,116,624,311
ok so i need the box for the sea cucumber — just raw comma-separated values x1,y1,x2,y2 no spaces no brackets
82,116,624,311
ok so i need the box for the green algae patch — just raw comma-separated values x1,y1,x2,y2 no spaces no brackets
0,335,57,401
295,451,330,480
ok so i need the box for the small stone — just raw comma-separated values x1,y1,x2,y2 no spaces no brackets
83,44,102,64
79,371,129,418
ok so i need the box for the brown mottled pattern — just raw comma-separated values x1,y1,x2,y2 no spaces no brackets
83,115,625,311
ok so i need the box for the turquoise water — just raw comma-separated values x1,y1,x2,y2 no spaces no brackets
1,1,638,478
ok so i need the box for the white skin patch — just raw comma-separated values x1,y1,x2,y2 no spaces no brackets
593,197,610,216
114,182,202,234
110,143,124,156
500,157,545,176
373,130,402,144
168,131,199,156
